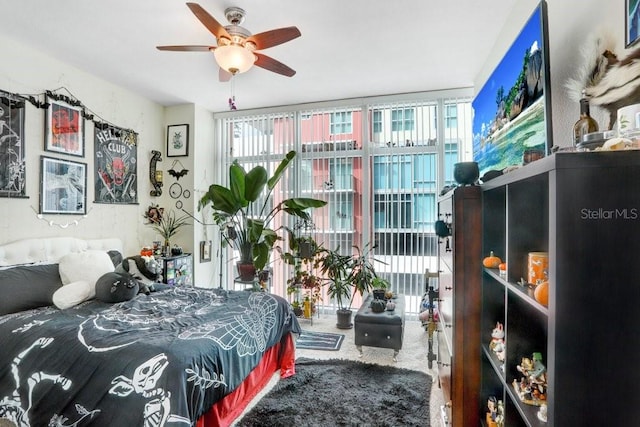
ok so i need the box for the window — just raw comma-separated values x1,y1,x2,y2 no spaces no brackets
330,111,352,134
445,104,458,129
372,110,382,134
391,108,415,132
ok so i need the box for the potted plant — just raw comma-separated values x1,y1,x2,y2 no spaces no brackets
198,151,327,280
319,243,386,329
144,205,190,255
318,246,354,329
281,233,323,316
371,276,390,300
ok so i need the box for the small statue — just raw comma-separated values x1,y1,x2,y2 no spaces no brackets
513,352,547,405
489,322,505,361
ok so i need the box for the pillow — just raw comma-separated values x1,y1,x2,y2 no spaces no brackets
0,264,63,315
52,280,91,310
59,250,115,286
95,272,139,303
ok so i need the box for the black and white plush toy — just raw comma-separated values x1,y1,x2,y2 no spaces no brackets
116,255,162,295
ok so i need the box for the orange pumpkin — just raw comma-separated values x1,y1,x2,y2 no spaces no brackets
534,281,549,307
483,251,502,268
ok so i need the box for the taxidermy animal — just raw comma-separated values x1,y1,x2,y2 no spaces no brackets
566,29,640,129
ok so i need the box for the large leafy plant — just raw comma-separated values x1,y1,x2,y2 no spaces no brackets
198,150,327,271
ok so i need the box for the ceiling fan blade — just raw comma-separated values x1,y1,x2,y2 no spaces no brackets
186,2,230,40
247,26,301,50
254,53,296,77
156,45,213,52
219,68,232,82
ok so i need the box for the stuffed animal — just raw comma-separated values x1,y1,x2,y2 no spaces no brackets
116,255,162,295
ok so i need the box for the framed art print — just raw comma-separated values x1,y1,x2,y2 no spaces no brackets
94,123,139,205
45,96,84,157
0,92,26,198
627,0,640,47
40,156,87,215
167,124,189,157
200,240,212,263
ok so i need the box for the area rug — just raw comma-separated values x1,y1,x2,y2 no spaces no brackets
295,330,344,351
235,358,431,426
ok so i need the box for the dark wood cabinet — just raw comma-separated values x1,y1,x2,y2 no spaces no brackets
480,151,640,426
436,185,482,426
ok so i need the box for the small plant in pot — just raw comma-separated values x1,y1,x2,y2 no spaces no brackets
198,151,327,281
371,276,390,300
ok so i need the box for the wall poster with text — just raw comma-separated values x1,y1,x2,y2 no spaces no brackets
0,91,26,198
94,123,138,204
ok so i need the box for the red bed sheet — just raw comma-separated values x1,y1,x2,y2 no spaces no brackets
196,332,296,427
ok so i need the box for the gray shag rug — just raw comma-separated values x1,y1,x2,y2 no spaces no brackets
235,357,431,426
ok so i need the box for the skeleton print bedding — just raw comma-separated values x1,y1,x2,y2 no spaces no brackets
0,286,300,427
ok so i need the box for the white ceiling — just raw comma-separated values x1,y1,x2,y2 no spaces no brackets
0,0,517,113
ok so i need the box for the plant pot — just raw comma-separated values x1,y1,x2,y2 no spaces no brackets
237,262,257,281
372,289,386,300
293,306,303,317
336,308,353,329
299,241,313,259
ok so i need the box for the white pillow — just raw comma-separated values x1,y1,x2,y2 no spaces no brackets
59,250,115,286
52,280,92,309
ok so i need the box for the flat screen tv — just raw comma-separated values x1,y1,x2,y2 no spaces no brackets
472,1,552,176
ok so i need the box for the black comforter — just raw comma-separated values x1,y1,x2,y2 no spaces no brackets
0,286,300,427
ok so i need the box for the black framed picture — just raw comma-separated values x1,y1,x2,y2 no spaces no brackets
200,240,212,263
167,124,189,157
0,92,26,198
45,96,85,157
40,156,87,215
94,123,138,204
627,0,640,47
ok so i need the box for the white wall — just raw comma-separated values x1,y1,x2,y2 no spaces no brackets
476,0,624,148
0,33,164,256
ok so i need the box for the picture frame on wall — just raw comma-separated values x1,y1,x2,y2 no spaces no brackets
167,124,189,157
200,240,212,263
626,0,640,47
40,156,87,215
0,91,26,198
45,96,84,157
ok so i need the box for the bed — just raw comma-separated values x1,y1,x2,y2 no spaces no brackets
0,237,300,427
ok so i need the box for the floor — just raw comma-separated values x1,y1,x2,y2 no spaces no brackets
233,314,445,427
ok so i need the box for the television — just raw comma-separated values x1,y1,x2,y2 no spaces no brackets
472,1,552,176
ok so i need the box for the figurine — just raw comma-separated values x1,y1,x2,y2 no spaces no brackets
486,396,499,427
489,322,505,361
513,352,547,406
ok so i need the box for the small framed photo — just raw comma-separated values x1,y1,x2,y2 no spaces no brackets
167,124,189,157
45,96,84,157
200,240,212,263
627,0,640,47
40,156,87,215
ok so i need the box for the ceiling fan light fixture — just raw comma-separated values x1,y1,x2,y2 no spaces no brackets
214,45,256,75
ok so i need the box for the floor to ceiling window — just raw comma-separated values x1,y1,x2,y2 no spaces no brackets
214,91,472,316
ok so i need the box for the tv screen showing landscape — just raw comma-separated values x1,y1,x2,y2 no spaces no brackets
472,1,552,176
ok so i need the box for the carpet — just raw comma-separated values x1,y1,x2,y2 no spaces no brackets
235,358,431,426
295,330,345,351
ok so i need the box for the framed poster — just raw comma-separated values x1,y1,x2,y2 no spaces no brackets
167,124,189,157
0,92,26,198
94,123,138,204
45,96,84,157
200,240,212,263
627,0,640,47
40,156,87,215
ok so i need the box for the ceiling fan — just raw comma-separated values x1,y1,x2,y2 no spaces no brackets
156,2,301,81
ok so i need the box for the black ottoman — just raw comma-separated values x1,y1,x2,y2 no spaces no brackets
354,294,405,361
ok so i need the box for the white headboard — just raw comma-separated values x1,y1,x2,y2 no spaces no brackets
0,237,123,267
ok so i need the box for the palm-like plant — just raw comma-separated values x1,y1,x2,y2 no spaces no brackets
145,207,190,246
198,150,327,274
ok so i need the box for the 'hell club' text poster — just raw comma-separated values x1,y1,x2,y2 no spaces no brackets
94,124,138,204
